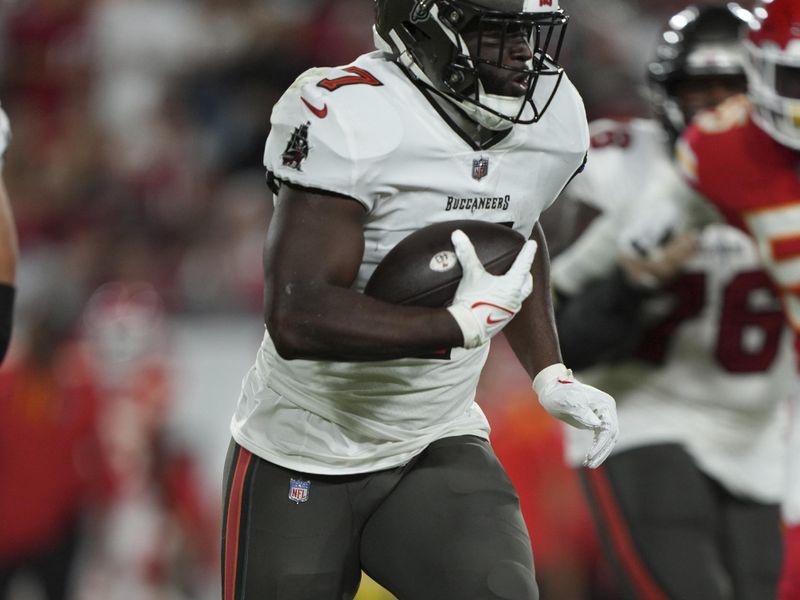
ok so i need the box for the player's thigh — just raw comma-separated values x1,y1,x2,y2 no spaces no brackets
581,443,731,600
361,435,538,600
720,497,782,600
221,441,362,600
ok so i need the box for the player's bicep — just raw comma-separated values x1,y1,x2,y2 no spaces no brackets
265,184,367,291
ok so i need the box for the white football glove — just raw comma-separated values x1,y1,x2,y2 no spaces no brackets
0,104,10,167
617,196,683,261
534,363,618,468
447,229,536,349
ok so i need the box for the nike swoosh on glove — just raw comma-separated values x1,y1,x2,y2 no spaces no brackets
447,229,536,349
534,363,618,468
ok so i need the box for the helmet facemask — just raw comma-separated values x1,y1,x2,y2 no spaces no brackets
745,39,800,149
375,0,568,130
742,0,800,149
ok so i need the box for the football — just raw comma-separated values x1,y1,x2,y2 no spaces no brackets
364,220,526,308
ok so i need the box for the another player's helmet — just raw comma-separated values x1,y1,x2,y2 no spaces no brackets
746,0,800,149
647,4,750,138
81,281,167,375
374,0,568,130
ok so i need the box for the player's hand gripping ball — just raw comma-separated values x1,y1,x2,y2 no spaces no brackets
364,220,527,308
366,220,536,349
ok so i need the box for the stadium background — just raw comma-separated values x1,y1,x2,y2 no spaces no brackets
0,0,757,598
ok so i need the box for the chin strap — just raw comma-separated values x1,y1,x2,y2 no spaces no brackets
374,26,530,131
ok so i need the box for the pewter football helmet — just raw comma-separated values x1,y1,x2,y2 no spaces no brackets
374,0,568,130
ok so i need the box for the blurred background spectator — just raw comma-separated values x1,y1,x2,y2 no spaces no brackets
0,298,106,600
0,1,759,598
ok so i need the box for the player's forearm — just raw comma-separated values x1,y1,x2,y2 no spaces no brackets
0,178,17,284
265,282,463,361
503,223,562,379
504,282,562,379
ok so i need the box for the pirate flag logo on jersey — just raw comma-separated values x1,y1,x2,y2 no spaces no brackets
282,122,311,170
472,157,489,181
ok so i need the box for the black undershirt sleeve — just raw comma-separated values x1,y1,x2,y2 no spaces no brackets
0,282,15,363
555,267,651,371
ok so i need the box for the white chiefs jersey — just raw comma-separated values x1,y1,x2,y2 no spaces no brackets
230,51,589,475
788,396,800,523
558,119,795,503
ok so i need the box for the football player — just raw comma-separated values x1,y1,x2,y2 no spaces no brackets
0,103,15,363
667,1,800,598
549,5,793,599
222,1,618,599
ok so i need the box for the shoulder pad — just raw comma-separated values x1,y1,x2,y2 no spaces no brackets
588,118,663,152
692,95,750,136
548,75,590,153
569,118,667,213
679,96,750,190
265,63,403,209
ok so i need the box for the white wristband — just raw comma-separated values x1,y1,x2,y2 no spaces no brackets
446,304,483,349
532,363,571,395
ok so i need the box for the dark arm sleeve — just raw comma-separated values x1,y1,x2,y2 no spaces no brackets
0,283,15,363
555,267,650,371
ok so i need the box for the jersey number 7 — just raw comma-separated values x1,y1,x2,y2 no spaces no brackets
317,67,383,92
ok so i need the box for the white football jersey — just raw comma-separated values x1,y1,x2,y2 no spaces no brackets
551,119,692,295
786,392,800,523
565,119,673,215
558,119,795,503
231,51,589,475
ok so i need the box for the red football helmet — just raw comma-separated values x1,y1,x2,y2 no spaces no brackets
81,281,167,374
746,0,800,148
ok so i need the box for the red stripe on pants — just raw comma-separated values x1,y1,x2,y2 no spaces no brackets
585,467,669,600
780,523,800,600
224,447,253,600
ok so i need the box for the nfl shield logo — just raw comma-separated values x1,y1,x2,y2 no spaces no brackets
472,157,489,181
288,478,310,504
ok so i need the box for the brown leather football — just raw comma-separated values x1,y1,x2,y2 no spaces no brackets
364,220,526,308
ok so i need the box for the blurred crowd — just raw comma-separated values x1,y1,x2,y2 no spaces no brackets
0,0,731,324
0,0,757,599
